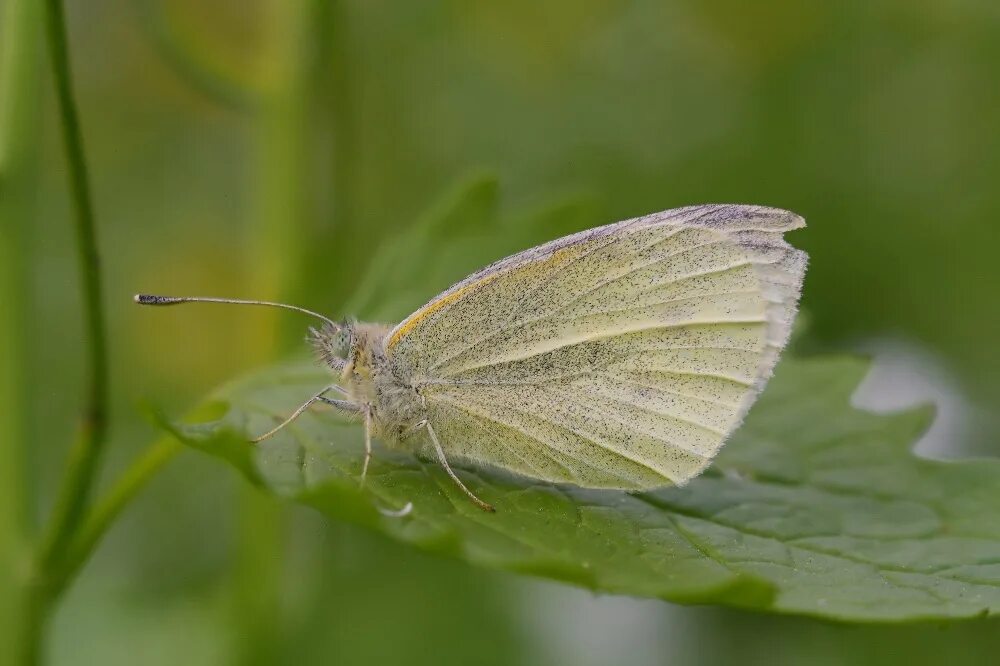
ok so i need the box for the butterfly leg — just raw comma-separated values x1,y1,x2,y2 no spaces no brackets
357,406,412,518
253,384,358,443
422,420,495,513
361,406,373,483
316,395,360,411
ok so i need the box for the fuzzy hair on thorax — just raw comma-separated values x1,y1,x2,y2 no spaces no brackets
311,320,426,445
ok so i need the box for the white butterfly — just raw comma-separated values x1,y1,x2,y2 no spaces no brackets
138,204,807,512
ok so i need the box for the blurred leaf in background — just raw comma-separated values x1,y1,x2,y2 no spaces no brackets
4,0,998,663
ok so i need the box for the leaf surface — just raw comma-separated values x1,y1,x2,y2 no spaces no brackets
161,179,1000,622
165,353,1000,622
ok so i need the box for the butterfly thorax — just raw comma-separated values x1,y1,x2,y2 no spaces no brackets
332,322,426,444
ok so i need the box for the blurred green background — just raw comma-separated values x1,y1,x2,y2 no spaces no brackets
3,0,1000,664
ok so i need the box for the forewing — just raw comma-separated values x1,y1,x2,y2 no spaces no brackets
387,205,807,489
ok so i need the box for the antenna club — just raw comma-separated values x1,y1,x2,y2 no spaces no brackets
134,294,179,305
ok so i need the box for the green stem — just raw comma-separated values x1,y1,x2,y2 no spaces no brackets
20,586,47,666
49,439,183,597
37,0,109,567
0,0,44,662
19,1,109,663
15,439,182,666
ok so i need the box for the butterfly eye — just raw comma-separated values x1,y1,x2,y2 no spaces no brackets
308,323,351,364
330,329,351,357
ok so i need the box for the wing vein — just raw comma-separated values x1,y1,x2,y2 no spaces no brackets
625,369,755,388
441,316,769,377
553,289,760,321
594,372,742,409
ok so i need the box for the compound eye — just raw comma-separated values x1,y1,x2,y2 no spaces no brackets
330,329,351,356
309,323,351,363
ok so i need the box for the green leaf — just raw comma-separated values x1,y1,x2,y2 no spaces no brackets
152,179,1000,622
161,354,1000,622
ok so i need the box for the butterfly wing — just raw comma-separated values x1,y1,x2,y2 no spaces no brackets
385,204,807,490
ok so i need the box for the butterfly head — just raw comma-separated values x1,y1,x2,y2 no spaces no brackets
308,321,353,370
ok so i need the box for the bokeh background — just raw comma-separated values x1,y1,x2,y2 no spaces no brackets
4,0,1000,664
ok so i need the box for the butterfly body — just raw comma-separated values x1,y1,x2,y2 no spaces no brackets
311,321,427,444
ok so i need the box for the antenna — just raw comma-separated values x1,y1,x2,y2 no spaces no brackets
134,294,340,330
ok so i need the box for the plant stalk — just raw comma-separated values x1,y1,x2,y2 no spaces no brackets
0,0,44,662
36,0,109,566
49,438,183,598
24,0,109,663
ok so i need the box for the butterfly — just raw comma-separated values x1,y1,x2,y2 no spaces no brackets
137,204,807,512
